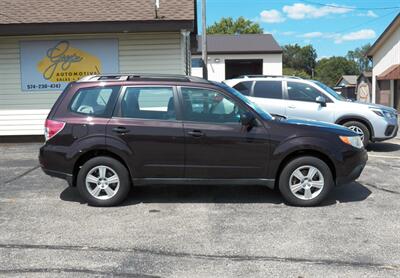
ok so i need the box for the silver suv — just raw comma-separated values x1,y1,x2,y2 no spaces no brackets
224,76,398,147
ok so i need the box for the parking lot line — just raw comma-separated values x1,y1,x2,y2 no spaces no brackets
368,154,400,159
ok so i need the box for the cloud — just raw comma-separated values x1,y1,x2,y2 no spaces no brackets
282,31,296,36
298,31,323,38
334,29,376,43
294,29,376,43
357,10,378,18
282,3,353,20
260,9,286,23
264,29,278,35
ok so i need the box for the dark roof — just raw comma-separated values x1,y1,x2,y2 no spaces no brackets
367,12,400,57
194,34,282,54
335,75,357,87
0,0,196,35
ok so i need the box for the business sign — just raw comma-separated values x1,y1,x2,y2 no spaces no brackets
20,39,119,91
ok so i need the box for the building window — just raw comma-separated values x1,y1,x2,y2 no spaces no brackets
191,58,203,68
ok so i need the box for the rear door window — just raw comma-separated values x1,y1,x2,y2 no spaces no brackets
121,87,176,120
233,81,253,96
70,86,120,117
253,81,283,99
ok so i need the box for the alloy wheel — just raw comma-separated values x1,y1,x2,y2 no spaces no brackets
348,126,365,142
85,165,120,200
289,165,324,200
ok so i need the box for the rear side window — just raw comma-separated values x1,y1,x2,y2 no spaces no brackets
121,87,175,120
253,81,282,99
70,86,120,117
233,81,253,96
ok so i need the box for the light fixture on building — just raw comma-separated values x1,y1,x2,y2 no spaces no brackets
214,58,220,63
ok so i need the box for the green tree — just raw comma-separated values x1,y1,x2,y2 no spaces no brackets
282,44,317,76
346,43,372,72
315,56,360,87
283,67,310,79
207,17,263,34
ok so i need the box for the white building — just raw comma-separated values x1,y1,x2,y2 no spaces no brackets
367,13,400,112
192,34,283,82
0,0,195,136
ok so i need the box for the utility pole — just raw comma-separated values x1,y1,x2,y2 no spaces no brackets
201,0,208,79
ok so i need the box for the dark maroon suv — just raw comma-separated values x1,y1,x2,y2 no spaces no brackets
39,74,368,207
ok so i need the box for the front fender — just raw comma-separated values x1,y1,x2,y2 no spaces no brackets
268,136,341,178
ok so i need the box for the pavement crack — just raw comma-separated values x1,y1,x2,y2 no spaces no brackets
1,165,40,185
0,267,160,277
364,183,400,195
0,243,399,271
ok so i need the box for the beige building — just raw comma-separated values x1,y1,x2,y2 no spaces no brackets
0,0,196,136
368,13,400,112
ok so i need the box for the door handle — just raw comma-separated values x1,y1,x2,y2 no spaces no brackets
187,130,205,137
288,105,296,109
112,126,130,134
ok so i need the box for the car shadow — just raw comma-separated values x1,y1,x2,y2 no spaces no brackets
60,181,371,207
367,141,400,152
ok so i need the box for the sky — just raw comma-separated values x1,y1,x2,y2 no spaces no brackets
196,0,400,58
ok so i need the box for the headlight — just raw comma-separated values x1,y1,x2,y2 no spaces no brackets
339,136,363,148
370,107,396,119
383,111,396,119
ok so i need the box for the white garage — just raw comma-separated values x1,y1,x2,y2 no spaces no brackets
191,34,283,82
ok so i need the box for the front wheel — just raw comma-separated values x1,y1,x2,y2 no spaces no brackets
77,156,131,207
279,156,334,207
343,121,370,147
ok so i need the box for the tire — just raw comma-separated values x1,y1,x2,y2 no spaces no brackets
342,121,370,147
77,156,131,207
278,156,334,207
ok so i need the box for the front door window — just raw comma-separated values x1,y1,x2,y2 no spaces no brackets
181,87,243,124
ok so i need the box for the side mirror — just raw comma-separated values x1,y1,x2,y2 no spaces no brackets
240,112,256,127
316,96,327,107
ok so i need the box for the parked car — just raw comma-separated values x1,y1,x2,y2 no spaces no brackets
39,74,367,207
224,75,398,147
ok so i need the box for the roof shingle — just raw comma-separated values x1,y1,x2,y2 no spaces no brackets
0,0,195,24
194,34,282,54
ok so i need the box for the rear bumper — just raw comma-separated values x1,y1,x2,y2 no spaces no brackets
41,167,73,186
39,144,74,186
335,148,368,186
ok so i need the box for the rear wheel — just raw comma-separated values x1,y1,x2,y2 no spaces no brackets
343,121,370,147
77,156,131,206
279,156,334,206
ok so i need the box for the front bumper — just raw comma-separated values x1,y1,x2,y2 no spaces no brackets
336,148,368,186
373,124,398,142
371,116,398,141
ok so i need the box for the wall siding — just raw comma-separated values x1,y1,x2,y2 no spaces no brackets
371,25,400,104
0,32,184,135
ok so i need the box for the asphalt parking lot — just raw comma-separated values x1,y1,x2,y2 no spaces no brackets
0,139,399,277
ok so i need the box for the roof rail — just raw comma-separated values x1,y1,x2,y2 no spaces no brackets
77,73,209,83
238,75,303,80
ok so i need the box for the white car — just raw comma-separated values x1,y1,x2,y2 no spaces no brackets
224,75,398,147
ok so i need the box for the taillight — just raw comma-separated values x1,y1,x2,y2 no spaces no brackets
44,119,65,141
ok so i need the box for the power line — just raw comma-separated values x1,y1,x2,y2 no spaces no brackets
333,10,398,34
302,0,400,11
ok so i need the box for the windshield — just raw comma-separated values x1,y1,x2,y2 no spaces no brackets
311,80,347,101
214,82,273,121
